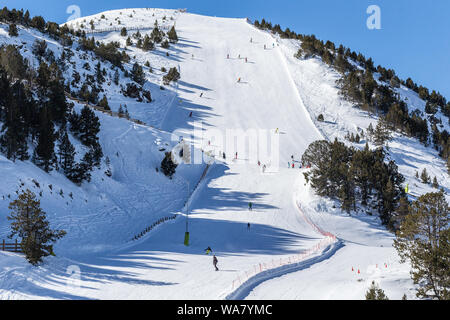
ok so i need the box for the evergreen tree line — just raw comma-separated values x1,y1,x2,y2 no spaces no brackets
302,139,406,229
78,36,130,68
254,18,450,172
254,17,448,120
0,6,73,46
394,191,449,300
121,20,178,50
0,45,102,184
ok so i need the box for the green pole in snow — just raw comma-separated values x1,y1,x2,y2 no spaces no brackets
184,181,190,246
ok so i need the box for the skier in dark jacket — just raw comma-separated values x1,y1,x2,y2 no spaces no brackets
213,255,219,271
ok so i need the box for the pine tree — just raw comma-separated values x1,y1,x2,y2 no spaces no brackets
0,77,29,162
365,281,389,300
366,123,375,142
8,23,18,37
0,45,27,80
118,104,124,116
392,197,410,230
57,131,76,177
91,141,103,168
150,25,163,43
70,151,94,184
420,168,430,184
7,189,66,265
95,62,105,84
104,156,112,177
163,67,180,85
120,27,127,37
382,178,397,228
161,152,177,178
161,39,169,49
113,69,120,85
131,62,145,85
432,176,439,189
373,118,392,147
45,63,69,123
33,106,56,172
394,191,449,300
142,35,154,51
126,36,133,47
78,105,101,147
136,38,143,49
98,95,110,110
167,26,178,43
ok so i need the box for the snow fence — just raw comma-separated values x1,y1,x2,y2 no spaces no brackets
226,201,340,300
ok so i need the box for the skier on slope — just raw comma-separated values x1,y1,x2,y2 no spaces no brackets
223,152,226,160
247,222,251,231
200,92,203,97
248,202,253,211
237,77,241,83
205,246,212,255
262,164,266,173
235,152,238,159
213,255,219,271
227,54,230,59
189,111,193,118
245,57,248,63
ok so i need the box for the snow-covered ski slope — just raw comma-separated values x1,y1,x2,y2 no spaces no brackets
2,8,443,299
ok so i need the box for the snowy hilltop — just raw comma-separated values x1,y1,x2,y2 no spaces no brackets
0,7,448,300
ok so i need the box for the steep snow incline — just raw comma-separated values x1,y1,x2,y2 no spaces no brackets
0,11,328,300
162,14,323,161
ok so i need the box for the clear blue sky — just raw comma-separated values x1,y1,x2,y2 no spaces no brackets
2,0,449,99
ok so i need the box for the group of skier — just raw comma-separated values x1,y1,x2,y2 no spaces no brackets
198,35,289,271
